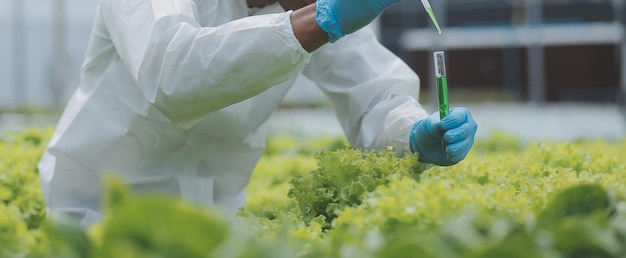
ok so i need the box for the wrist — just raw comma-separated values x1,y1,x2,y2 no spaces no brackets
290,4,330,52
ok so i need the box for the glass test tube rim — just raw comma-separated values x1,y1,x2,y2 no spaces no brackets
434,51,446,78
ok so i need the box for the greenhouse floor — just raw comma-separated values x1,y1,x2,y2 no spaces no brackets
1,103,624,142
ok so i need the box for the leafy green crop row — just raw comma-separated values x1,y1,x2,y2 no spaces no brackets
0,129,51,257
243,133,626,258
0,129,625,257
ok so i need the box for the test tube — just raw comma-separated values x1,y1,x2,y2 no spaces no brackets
434,51,449,120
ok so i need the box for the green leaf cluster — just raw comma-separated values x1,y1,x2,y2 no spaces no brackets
0,128,52,257
43,177,296,258
246,134,626,258
2,128,626,258
287,148,420,225
318,183,626,258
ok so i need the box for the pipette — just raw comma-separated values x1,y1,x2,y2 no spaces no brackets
420,0,442,34
434,51,449,119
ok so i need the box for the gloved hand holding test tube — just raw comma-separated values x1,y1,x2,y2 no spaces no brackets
410,50,477,166
408,1,478,166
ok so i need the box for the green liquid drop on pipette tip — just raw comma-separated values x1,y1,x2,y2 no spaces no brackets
425,7,442,34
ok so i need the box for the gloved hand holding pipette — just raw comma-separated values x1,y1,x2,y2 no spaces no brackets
410,108,478,166
316,0,404,42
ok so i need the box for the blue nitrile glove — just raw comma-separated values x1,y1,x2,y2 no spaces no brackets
410,107,478,166
316,0,403,42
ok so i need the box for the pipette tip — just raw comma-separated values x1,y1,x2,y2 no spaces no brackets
425,7,442,34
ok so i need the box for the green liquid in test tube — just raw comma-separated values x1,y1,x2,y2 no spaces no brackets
421,0,442,34
434,51,449,120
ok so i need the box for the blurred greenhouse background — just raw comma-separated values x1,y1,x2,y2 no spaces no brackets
1,0,625,141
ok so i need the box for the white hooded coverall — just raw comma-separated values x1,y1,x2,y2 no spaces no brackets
38,0,429,228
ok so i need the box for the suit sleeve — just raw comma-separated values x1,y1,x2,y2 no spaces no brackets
303,25,430,157
101,0,311,128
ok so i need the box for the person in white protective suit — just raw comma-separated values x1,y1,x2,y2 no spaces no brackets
38,0,478,228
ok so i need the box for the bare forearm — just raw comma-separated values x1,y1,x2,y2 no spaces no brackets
290,4,329,52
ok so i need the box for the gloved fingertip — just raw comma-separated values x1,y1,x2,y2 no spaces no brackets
447,153,467,164
444,144,458,155
441,113,465,131
442,131,456,143
448,152,466,162
451,107,470,114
